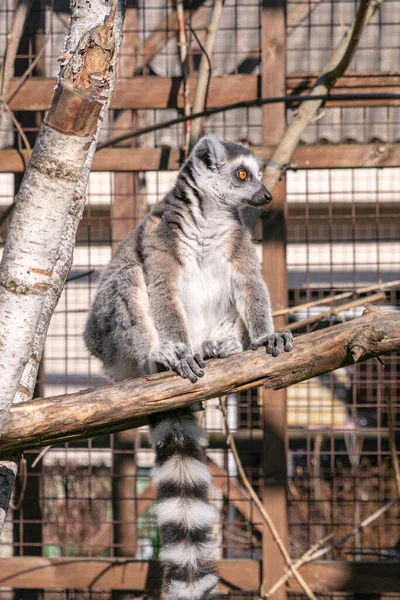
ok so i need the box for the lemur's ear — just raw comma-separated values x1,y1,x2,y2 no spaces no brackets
191,135,226,170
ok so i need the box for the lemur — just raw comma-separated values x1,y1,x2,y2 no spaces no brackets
84,135,293,600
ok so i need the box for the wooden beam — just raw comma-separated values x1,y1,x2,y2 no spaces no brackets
0,558,259,591
261,0,288,596
0,307,399,455
7,72,399,112
287,71,400,90
288,561,400,594
0,558,398,593
8,75,258,111
3,144,399,174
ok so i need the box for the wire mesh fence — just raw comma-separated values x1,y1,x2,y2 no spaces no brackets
0,0,399,598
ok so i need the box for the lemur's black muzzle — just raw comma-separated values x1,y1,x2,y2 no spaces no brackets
247,185,272,207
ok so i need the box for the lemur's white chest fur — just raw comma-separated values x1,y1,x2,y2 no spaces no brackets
177,219,241,354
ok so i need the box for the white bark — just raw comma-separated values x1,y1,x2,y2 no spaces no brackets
0,128,91,427
0,0,125,539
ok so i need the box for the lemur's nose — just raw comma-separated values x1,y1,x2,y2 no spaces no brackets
263,186,272,203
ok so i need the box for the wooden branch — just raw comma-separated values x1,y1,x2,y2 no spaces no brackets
0,306,399,455
176,0,191,155
189,0,225,147
4,143,400,174
262,0,383,192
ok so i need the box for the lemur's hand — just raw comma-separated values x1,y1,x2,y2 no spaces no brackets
149,341,205,383
251,330,293,357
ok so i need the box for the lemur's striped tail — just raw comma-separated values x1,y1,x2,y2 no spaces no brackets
150,406,219,600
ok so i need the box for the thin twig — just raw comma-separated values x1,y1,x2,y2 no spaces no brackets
264,497,397,598
219,398,318,600
286,292,385,331
5,37,49,105
264,532,333,598
1,0,34,101
176,0,191,156
386,387,400,498
0,0,34,142
4,102,31,151
189,0,225,148
272,280,400,318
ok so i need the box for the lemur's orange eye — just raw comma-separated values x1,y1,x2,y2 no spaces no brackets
238,169,248,180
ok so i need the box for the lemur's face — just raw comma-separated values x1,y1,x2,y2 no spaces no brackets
224,154,272,208
190,135,272,209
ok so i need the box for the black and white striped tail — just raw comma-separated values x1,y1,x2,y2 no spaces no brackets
150,406,219,600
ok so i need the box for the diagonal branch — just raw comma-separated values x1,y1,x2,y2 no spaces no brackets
0,305,399,455
189,0,225,148
262,0,383,191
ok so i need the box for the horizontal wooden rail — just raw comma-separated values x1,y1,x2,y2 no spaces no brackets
7,72,399,111
1,144,400,173
0,306,399,455
0,558,398,593
8,75,258,111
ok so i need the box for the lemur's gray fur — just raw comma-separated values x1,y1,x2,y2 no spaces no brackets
84,135,293,600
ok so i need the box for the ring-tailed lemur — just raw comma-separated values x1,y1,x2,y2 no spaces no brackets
84,135,293,600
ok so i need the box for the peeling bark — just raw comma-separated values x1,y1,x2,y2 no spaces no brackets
0,0,124,432
0,0,125,538
0,306,398,455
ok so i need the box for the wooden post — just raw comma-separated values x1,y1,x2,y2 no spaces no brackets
261,1,288,598
111,1,145,249
110,7,141,597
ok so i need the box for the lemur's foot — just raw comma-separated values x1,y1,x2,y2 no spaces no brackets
251,330,293,357
202,336,243,358
149,341,205,383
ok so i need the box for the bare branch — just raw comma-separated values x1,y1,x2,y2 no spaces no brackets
189,0,225,147
263,0,383,191
272,280,400,318
0,307,399,455
0,0,34,144
176,0,191,155
286,292,385,331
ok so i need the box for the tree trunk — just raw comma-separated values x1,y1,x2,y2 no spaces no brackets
0,0,125,539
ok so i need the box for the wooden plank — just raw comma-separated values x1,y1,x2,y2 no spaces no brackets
0,558,260,592
261,1,288,598
2,144,400,174
8,75,259,111
8,73,399,112
288,561,400,594
0,558,399,593
254,143,400,169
